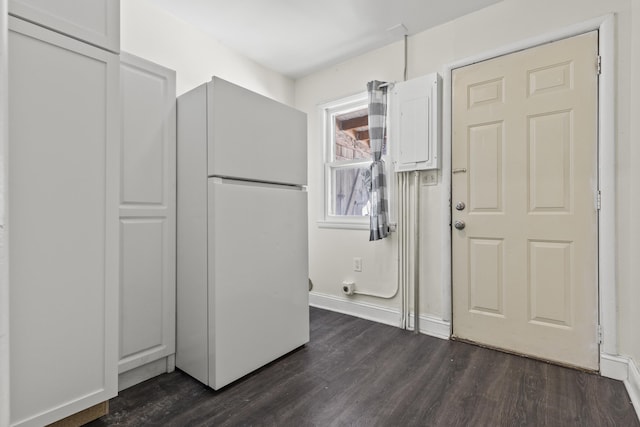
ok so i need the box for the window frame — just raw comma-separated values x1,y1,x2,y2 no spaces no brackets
318,92,394,230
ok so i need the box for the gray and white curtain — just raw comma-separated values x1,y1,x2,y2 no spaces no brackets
367,80,389,241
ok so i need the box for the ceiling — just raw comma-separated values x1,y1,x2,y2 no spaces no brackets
149,0,502,79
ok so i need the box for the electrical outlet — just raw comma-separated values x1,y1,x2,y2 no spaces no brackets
353,257,362,272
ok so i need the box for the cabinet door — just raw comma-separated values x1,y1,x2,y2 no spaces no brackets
9,0,119,52
118,53,176,382
8,17,119,427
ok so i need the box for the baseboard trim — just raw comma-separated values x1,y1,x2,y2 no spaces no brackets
309,292,401,327
601,353,630,381
600,353,640,421
118,356,172,392
409,314,451,340
48,401,108,427
309,292,450,340
118,344,172,373
626,358,640,422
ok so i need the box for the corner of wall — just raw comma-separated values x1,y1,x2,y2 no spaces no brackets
601,354,640,421
627,357,640,422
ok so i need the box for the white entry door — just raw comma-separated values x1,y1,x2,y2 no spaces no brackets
451,32,599,370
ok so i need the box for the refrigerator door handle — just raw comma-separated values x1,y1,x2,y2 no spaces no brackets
210,176,305,191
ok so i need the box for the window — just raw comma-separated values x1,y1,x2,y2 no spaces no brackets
319,93,392,229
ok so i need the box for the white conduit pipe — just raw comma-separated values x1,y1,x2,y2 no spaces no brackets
353,180,400,298
353,288,398,299
403,172,411,329
398,172,408,329
395,172,412,330
402,173,409,328
413,171,420,334
353,170,418,336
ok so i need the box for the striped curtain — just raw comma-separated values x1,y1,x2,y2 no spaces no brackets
367,81,389,241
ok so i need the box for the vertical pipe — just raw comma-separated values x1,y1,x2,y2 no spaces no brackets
404,173,410,329
397,174,404,328
413,171,420,334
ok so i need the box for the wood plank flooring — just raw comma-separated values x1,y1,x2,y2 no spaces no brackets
88,308,639,426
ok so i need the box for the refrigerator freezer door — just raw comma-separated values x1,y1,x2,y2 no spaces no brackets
207,77,307,186
207,178,309,390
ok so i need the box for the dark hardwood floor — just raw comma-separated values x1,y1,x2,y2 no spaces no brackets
88,308,639,426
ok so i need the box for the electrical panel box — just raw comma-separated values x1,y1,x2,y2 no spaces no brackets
391,73,442,172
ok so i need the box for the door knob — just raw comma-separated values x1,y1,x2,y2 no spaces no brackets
455,202,465,211
454,220,466,230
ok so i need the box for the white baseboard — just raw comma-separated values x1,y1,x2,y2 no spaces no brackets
600,353,640,421
409,314,451,340
309,291,450,340
309,292,401,327
118,356,172,392
627,358,640,422
601,353,630,381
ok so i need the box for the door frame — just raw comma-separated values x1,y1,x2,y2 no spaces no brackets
441,14,617,374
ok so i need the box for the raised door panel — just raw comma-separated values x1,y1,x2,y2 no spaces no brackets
468,122,503,212
120,219,165,357
8,17,118,426
118,53,176,378
528,111,572,212
9,0,119,52
121,54,173,206
468,238,505,316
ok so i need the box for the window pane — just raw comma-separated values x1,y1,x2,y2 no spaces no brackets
334,108,370,161
330,166,370,216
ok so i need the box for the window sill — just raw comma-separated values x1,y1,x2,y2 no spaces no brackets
316,220,397,232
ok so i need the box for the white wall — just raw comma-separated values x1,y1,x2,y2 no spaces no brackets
296,42,403,313
0,0,8,425
620,0,640,371
120,0,295,104
297,0,640,366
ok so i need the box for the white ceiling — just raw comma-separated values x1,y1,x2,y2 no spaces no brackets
149,0,502,79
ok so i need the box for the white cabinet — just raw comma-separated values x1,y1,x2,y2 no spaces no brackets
391,73,442,172
118,53,176,390
9,0,119,52
8,16,119,427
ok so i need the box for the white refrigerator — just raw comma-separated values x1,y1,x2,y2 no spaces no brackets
176,77,309,390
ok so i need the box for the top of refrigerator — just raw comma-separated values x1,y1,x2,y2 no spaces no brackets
204,77,307,187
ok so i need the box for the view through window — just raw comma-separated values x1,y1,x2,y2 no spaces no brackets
332,107,371,216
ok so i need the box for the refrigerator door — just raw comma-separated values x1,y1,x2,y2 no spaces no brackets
207,77,307,186
207,178,309,390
